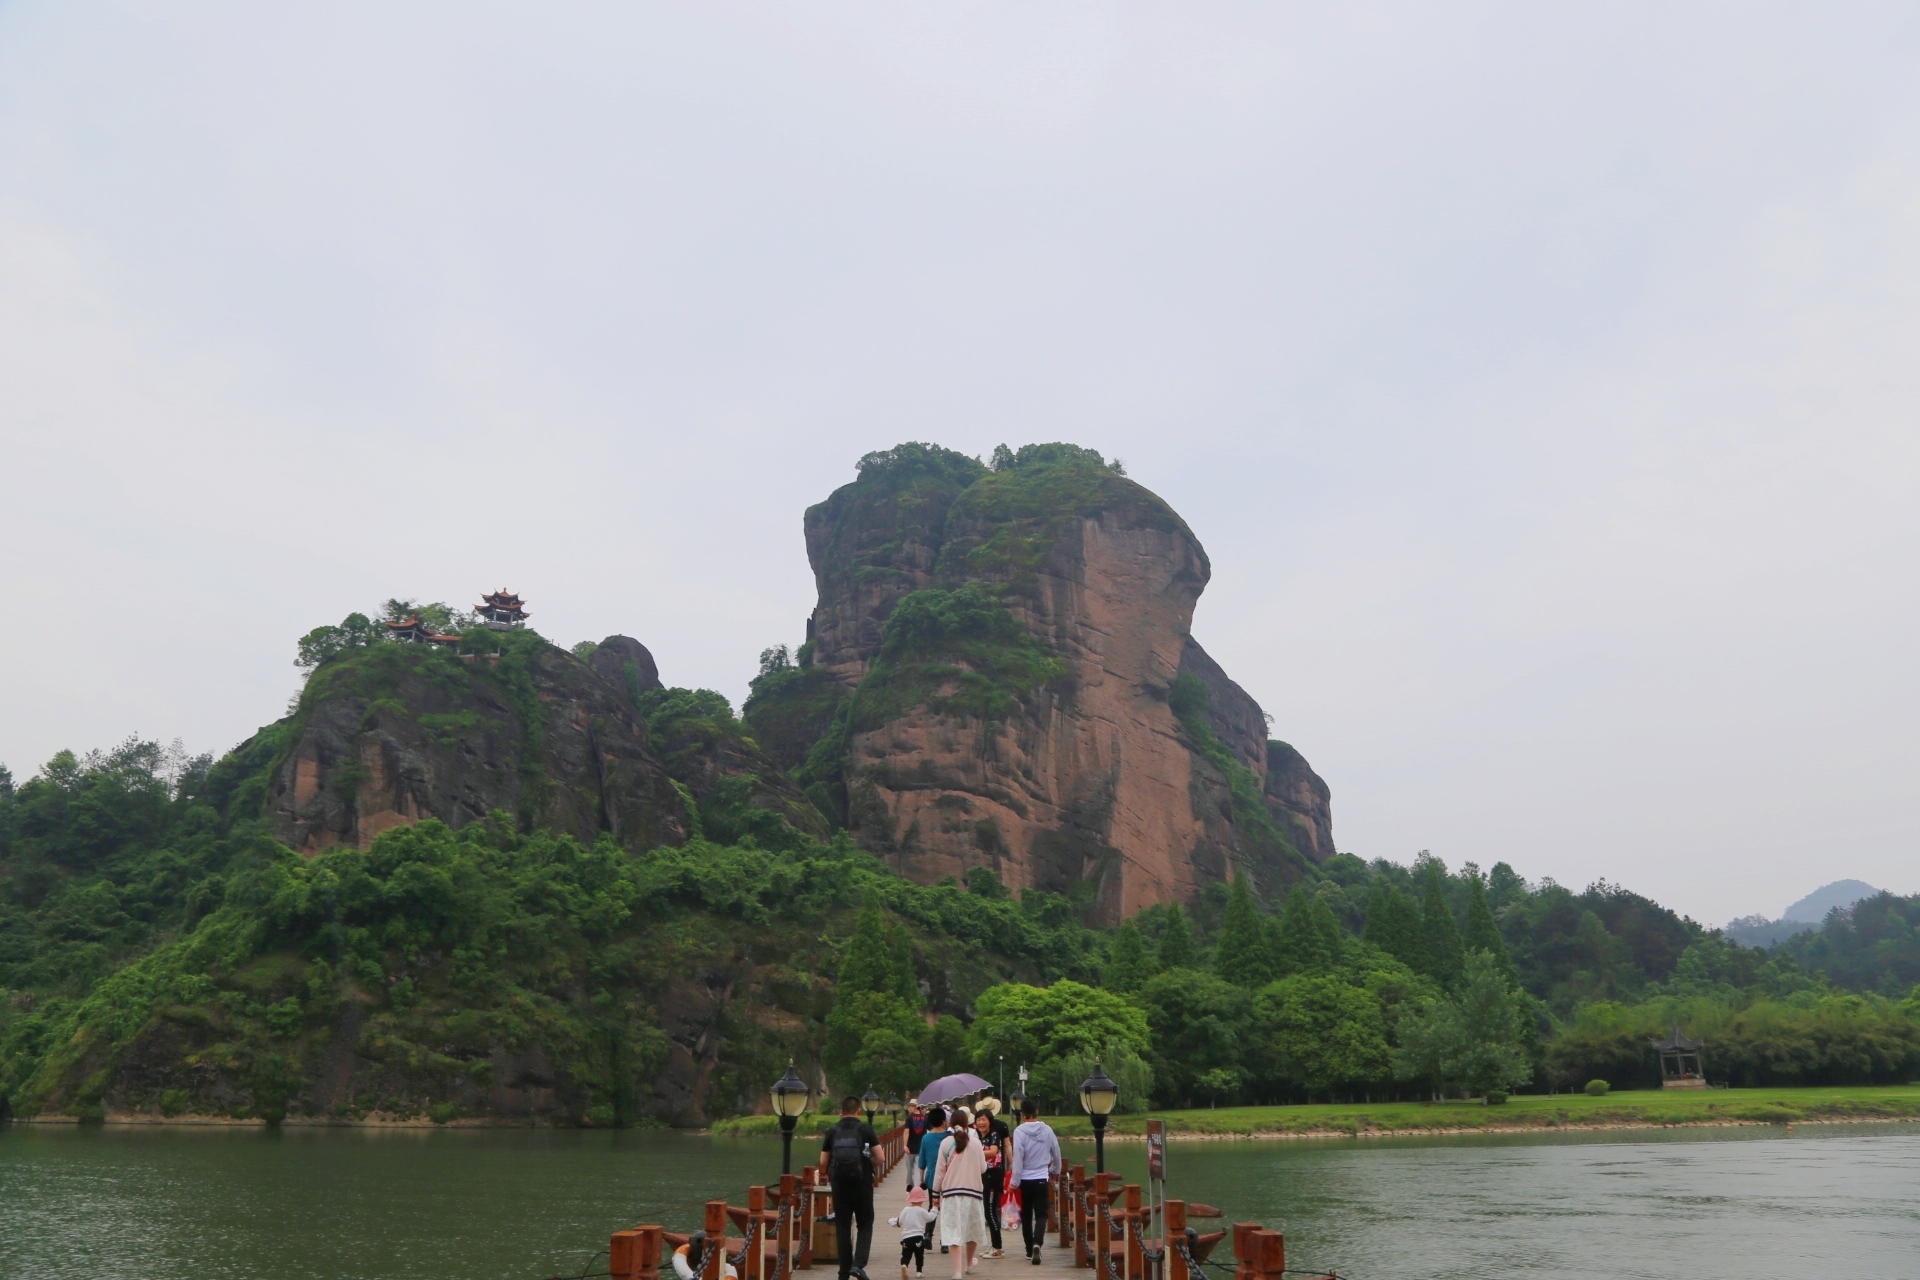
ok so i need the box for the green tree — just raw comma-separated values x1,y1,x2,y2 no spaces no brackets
1136,967,1254,1108
1157,902,1197,970
1362,880,1422,972
1254,974,1391,1099
1213,871,1275,987
964,980,1150,1105
1391,995,1460,1101
837,893,917,1002
1275,884,1339,976
1102,918,1156,994
828,990,929,1097
1462,872,1514,980
1388,952,1533,1100
1417,858,1465,985
1448,950,1535,1097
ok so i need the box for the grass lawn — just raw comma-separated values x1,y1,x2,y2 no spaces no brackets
708,1085,1920,1139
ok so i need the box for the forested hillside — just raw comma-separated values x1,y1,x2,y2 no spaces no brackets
5,706,1919,1123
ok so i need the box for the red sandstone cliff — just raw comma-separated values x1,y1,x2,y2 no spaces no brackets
775,442,1333,921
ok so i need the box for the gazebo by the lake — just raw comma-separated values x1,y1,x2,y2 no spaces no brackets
1651,1022,1707,1089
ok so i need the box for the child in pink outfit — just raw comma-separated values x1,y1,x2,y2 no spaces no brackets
889,1185,937,1280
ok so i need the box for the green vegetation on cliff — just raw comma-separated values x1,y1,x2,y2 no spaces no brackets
941,443,1182,594
850,584,1072,732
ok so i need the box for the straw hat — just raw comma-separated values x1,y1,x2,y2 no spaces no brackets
976,1097,1001,1116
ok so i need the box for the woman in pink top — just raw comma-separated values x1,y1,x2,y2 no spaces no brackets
932,1124,989,1276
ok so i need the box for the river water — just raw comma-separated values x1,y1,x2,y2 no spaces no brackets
3,1122,1917,1280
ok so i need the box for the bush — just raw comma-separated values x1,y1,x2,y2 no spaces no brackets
1484,1090,1508,1105
1585,1079,1610,1096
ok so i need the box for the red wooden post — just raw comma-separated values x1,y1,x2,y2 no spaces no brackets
1071,1168,1090,1266
611,1230,642,1280
779,1174,799,1280
704,1201,728,1280
1249,1231,1285,1280
1092,1185,1111,1279
1165,1203,1187,1280
1124,1184,1143,1280
747,1186,767,1280
799,1169,817,1270
1231,1224,1259,1280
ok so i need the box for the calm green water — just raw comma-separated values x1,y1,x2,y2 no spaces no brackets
4,1122,1918,1279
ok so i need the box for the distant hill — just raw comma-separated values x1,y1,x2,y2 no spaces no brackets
1724,879,1885,949
1782,879,1883,923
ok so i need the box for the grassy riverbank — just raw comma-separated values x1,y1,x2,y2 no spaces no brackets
708,1086,1920,1139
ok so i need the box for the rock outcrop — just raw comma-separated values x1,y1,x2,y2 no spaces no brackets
267,632,688,854
766,441,1333,921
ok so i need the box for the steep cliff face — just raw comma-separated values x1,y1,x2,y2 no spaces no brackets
268,631,688,854
802,443,989,686
769,442,1334,921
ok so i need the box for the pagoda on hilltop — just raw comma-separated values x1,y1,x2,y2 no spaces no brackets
384,616,460,646
478,589,529,629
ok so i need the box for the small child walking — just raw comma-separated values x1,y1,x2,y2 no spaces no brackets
889,1186,937,1280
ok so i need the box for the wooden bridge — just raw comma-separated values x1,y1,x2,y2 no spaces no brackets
602,1125,1330,1280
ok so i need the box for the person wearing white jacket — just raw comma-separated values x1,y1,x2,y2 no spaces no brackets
1008,1100,1062,1265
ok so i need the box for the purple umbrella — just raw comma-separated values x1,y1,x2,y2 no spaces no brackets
917,1072,993,1105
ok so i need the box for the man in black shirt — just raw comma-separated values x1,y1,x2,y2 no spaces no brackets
818,1095,880,1280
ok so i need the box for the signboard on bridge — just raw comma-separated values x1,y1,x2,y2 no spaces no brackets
1147,1118,1166,1183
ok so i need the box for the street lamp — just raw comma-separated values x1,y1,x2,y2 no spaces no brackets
862,1086,881,1128
771,1062,810,1175
887,1095,903,1127
1079,1062,1119,1174
1011,1064,1028,1115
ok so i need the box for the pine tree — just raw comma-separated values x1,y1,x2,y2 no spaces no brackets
1158,902,1198,970
838,893,917,1002
1361,880,1398,951
1418,859,1465,985
1310,892,1346,967
1275,884,1335,975
1103,918,1156,993
1214,870,1275,986
1363,880,1418,971
1462,871,1515,981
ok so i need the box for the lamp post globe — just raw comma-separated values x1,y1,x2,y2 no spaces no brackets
770,1062,810,1175
862,1086,882,1127
1078,1062,1119,1174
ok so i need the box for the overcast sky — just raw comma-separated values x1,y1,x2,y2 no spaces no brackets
3,3,1916,926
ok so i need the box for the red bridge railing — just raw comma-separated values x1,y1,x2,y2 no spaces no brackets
605,1125,1325,1280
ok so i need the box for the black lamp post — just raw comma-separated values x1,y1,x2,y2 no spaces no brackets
887,1095,903,1128
771,1062,810,1175
861,1085,881,1128
1079,1061,1119,1174
1010,1064,1028,1117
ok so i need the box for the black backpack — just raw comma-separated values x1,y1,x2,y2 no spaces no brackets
828,1120,869,1180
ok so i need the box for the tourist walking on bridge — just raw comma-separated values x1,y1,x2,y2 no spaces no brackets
1010,1100,1061,1265
973,1103,1011,1258
933,1120,989,1277
916,1106,951,1193
820,1095,880,1280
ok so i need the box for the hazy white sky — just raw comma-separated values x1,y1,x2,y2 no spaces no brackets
3,3,1916,926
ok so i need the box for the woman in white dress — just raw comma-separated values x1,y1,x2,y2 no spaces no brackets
933,1122,989,1277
